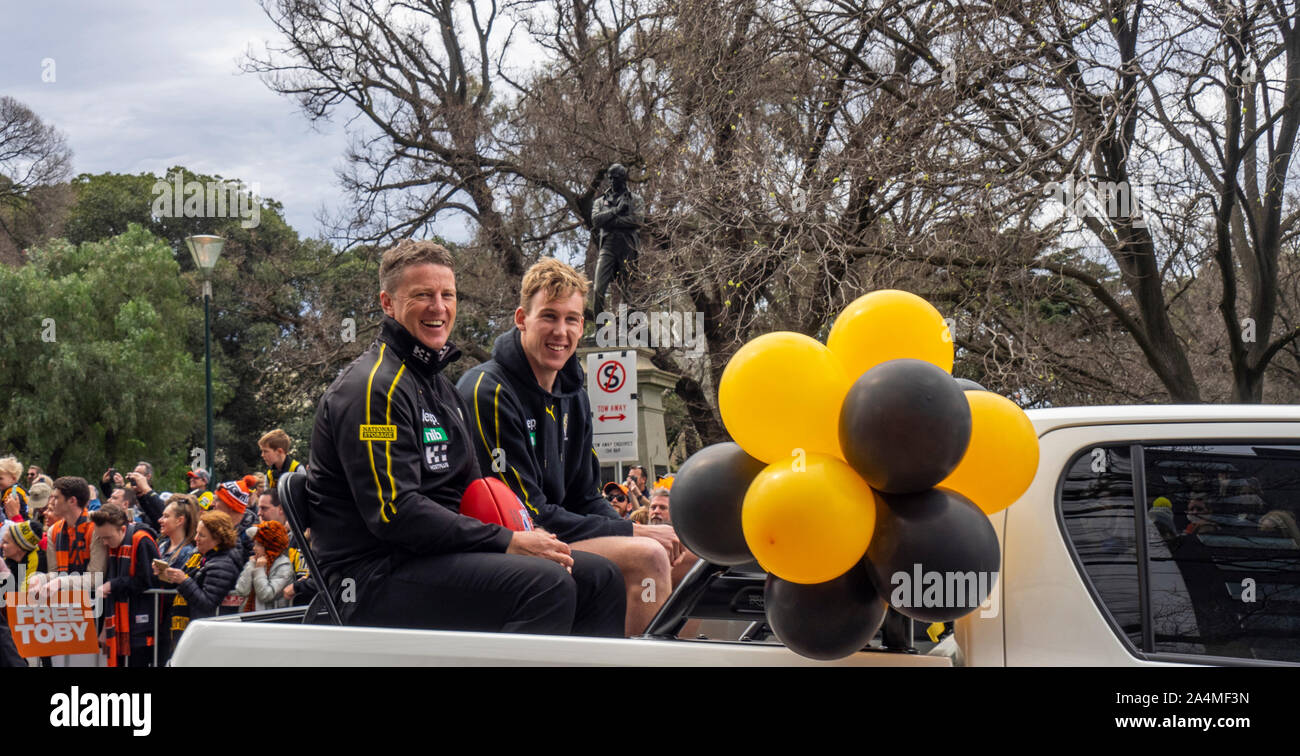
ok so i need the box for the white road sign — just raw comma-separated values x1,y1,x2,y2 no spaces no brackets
587,350,638,462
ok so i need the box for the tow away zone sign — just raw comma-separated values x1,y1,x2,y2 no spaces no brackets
587,351,638,462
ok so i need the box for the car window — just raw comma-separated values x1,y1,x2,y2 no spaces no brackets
1061,441,1300,663
1060,445,1142,649
1142,444,1300,663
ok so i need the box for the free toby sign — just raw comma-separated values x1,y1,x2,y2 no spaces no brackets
5,590,98,657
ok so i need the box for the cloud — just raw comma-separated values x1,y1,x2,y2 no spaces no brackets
0,0,461,243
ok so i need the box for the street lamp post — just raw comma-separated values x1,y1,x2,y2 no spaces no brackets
186,235,225,487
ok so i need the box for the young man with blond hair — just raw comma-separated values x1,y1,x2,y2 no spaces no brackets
458,257,683,636
306,240,624,635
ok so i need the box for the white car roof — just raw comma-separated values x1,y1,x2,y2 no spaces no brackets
1025,404,1300,435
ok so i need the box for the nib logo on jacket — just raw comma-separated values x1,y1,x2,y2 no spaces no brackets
49,686,151,736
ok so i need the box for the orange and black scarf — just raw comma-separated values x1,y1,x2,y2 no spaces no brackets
52,513,94,573
103,527,156,665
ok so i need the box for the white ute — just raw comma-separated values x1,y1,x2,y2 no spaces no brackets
172,405,1300,666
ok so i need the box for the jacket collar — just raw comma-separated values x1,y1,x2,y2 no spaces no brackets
379,316,462,376
492,328,584,398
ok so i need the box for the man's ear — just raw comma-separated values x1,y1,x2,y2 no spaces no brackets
514,306,527,331
379,290,394,317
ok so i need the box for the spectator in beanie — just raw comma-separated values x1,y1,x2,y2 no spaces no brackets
91,504,159,667
214,481,256,560
2,521,45,591
161,511,242,644
235,520,294,611
256,490,314,606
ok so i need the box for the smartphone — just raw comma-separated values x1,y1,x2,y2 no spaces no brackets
152,559,170,571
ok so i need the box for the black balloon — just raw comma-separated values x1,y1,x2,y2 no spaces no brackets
671,442,764,565
866,487,1001,623
765,556,887,661
839,358,972,493
954,378,987,392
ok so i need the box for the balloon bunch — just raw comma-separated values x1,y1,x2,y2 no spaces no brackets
672,290,1040,660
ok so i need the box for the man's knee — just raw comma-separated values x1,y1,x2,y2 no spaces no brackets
610,536,671,580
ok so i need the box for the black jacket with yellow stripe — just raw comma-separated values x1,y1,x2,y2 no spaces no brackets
456,329,633,543
306,316,513,620
266,457,302,493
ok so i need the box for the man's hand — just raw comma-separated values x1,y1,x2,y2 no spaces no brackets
507,530,574,570
633,523,684,563
3,493,19,520
126,472,152,496
99,582,112,598
33,576,63,603
283,583,295,600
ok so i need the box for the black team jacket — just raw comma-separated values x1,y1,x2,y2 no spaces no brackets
102,523,159,661
457,329,633,543
306,316,513,622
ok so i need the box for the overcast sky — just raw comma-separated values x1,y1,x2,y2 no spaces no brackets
0,0,412,242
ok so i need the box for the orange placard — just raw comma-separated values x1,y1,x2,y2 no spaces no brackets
5,590,99,657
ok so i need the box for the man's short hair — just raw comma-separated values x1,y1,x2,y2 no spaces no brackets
53,476,91,511
650,487,670,502
116,485,139,508
519,258,589,312
379,239,455,294
90,503,130,528
260,489,281,510
135,461,154,478
259,429,292,453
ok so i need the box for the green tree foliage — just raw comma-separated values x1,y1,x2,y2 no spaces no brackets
0,225,211,481
60,168,352,478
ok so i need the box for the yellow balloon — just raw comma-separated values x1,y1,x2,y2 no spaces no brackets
719,332,850,463
742,454,877,584
939,391,1039,514
827,290,953,379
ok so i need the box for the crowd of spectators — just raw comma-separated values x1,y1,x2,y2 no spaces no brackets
1,438,697,666
0,428,313,667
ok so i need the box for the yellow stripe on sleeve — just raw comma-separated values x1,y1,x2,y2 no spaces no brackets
366,344,389,522
473,373,507,485
383,363,406,520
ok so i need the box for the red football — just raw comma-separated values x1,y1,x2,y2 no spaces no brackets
460,477,535,532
